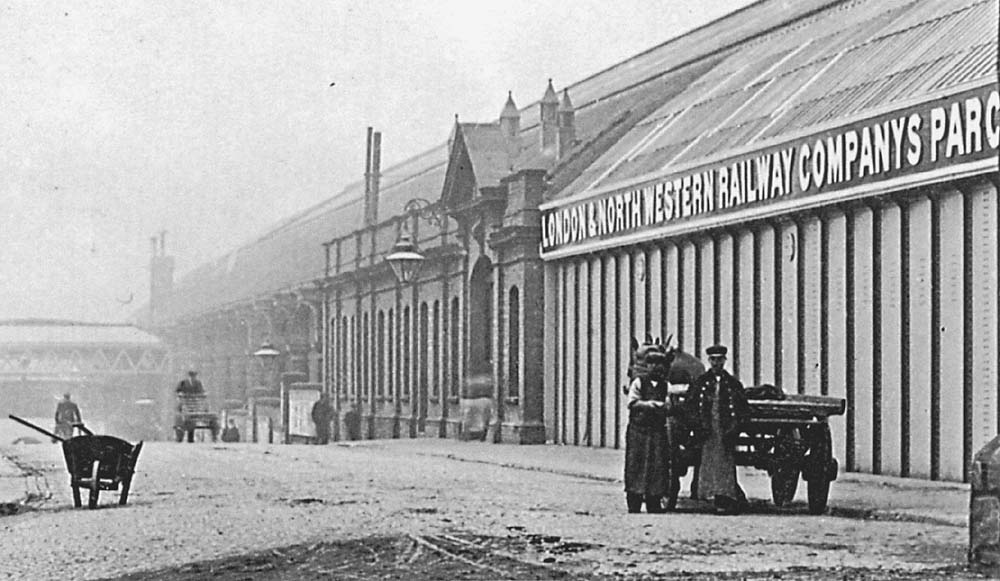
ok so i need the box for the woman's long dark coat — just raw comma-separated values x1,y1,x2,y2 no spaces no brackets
624,377,672,497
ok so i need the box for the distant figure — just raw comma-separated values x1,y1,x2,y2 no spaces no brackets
176,370,205,395
54,393,83,441
220,419,241,443
311,394,333,445
343,402,362,441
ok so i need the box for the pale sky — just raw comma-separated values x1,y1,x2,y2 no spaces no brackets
0,1,753,323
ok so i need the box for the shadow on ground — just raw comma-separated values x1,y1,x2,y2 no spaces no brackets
97,531,993,581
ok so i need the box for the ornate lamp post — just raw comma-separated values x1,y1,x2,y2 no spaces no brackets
385,198,443,285
252,341,281,394
386,234,425,284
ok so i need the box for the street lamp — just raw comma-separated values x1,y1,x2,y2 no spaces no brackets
252,341,281,395
385,198,443,285
253,342,280,359
386,234,425,284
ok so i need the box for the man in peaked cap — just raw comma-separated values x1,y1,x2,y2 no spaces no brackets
684,344,750,514
176,370,205,395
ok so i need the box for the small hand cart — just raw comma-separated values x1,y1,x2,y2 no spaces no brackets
9,415,143,509
174,393,220,443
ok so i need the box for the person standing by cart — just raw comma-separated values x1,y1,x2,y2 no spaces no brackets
624,344,675,513
685,344,750,514
54,393,82,441
176,370,205,395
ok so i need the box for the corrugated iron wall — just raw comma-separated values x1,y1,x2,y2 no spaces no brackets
545,174,999,482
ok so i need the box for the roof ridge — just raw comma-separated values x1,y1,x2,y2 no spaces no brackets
0,319,136,328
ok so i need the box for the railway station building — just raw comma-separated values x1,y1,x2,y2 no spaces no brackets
145,0,999,482
0,319,172,442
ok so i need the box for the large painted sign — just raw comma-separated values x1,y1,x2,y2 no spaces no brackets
540,84,999,255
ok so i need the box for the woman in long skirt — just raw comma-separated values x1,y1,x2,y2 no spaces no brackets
624,348,674,513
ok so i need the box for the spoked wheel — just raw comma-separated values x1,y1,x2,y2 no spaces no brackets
770,428,803,506
807,478,831,515
88,460,101,509
805,424,834,515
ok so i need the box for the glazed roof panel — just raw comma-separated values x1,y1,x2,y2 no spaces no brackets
554,0,998,200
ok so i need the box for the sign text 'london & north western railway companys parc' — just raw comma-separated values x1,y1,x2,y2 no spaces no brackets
540,85,999,256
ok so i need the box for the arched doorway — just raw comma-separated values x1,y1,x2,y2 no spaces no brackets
468,257,494,378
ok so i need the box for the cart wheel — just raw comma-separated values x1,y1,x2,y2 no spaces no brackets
807,478,831,514
771,466,800,506
71,484,82,508
88,460,100,509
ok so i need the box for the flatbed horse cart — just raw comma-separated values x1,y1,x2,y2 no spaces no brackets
174,393,220,443
8,415,143,509
737,389,846,514
667,387,844,514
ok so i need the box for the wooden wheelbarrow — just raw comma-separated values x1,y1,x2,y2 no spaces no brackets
8,415,143,509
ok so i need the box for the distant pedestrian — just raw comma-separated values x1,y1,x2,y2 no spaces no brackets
343,402,362,441
685,345,750,514
624,343,676,513
54,393,82,441
311,393,333,445
176,370,205,395
221,419,241,443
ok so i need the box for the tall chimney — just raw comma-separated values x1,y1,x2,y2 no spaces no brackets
540,79,559,156
557,88,576,160
149,231,175,326
363,128,382,227
499,91,520,138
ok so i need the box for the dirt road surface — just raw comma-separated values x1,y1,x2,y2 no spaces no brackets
0,439,989,580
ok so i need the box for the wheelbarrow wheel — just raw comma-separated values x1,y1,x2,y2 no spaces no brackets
88,460,100,509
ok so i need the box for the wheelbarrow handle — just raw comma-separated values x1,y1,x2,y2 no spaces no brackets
8,414,64,442
73,423,94,436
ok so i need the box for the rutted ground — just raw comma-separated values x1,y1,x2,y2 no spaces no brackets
0,440,985,580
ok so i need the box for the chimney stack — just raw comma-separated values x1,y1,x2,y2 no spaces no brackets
364,128,382,227
500,91,520,138
540,79,559,156
148,230,174,326
557,88,576,159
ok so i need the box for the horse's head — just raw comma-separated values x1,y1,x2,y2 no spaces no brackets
628,334,676,381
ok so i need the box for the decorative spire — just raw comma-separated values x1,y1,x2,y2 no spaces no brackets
541,79,559,155
500,91,520,139
557,88,576,160
559,88,574,112
500,91,519,118
542,78,558,104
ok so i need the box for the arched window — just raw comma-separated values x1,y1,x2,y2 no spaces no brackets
433,300,441,400
362,312,369,401
349,315,356,400
419,302,429,420
450,296,460,398
377,311,385,398
341,316,349,398
508,286,520,401
469,257,493,375
403,306,411,399
387,308,395,398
